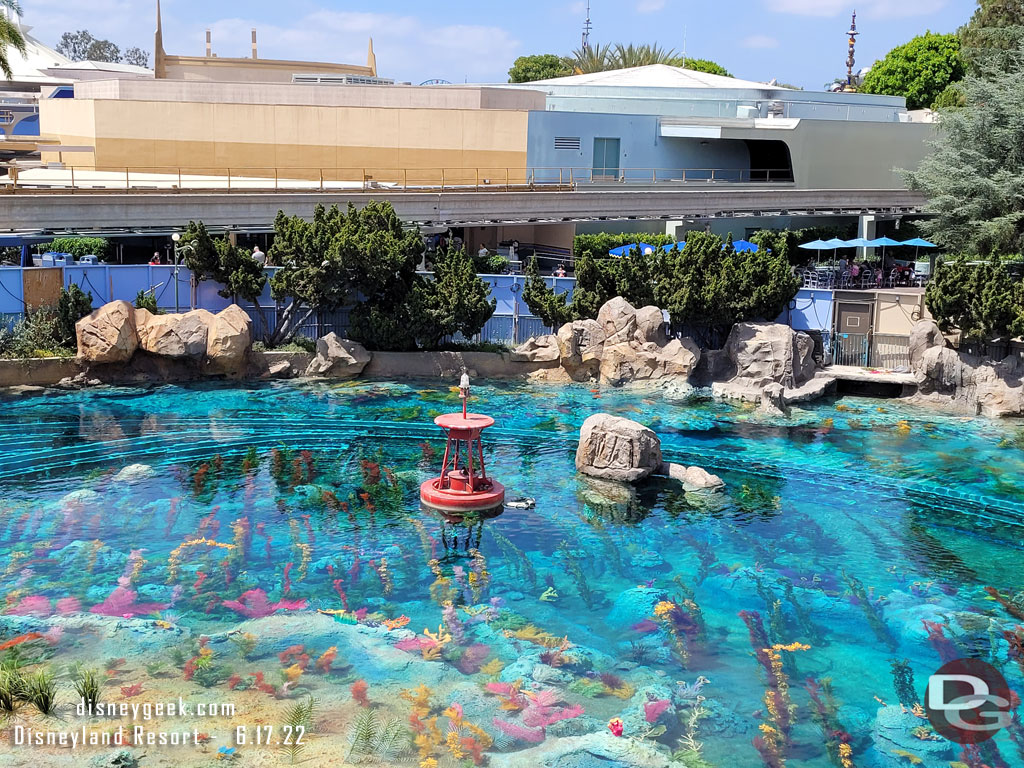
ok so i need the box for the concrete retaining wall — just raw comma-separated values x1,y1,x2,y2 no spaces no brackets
364,351,553,380
0,357,82,387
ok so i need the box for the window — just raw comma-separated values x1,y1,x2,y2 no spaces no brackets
554,136,581,151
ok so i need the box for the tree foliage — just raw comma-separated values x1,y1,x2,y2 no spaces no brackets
56,29,150,67
522,256,572,328
410,247,495,348
180,220,267,319
905,51,1024,254
860,32,965,110
46,236,109,259
0,0,26,80
925,255,1024,341
508,53,572,82
959,0,1024,70
564,43,731,77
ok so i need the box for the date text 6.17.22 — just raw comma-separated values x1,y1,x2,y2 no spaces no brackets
234,725,305,746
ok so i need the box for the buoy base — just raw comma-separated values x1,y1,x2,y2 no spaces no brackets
420,478,505,513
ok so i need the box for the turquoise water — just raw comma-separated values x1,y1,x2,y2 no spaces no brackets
1,380,1023,768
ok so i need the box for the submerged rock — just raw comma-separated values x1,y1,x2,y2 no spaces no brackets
658,462,725,491
111,463,155,484
606,587,668,631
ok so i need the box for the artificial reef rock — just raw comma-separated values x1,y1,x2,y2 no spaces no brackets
514,298,700,386
304,332,372,378
909,319,1024,417
76,301,252,375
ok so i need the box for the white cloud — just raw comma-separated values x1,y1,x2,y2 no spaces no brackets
764,0,947,18
742,34,779,49
637,0,667,12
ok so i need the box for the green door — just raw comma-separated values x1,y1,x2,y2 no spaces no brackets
593,137,620,180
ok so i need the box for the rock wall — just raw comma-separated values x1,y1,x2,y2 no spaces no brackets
513,298,700,387
910,319,1024,417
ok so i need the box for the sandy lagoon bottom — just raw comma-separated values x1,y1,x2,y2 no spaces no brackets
0,379,1023,768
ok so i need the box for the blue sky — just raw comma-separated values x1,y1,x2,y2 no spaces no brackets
24,0,977,89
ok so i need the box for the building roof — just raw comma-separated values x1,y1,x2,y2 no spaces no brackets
1,20,74,86
529,63,783,90
49,60,153,75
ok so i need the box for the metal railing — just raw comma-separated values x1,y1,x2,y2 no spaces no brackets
832,332,911,370
0,164,794,194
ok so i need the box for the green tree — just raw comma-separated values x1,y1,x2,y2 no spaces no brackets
673,57,732,77
56,29,121,62
0,1,27,80
123,47,149,68
410,247,496,348
925,255,1024,341
56,284,93,347
568,43,611,74
268,205,351,344
567,251,605,319
522,256,572,328
860,32,965,110
959,0,1024,70
905,52,1024,254
508,53,571,83
179,220,268,326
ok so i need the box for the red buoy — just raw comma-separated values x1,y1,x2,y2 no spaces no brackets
420,374,505,513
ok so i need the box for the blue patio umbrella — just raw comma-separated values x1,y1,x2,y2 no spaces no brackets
609,243,655,257
867,236,901,263
900,237,937,261
732,240,760,253
843,237,872,248
660,242,685,252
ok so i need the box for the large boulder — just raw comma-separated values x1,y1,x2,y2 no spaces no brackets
659,462,725,490
135,308,210,360
597,296,639,346
511,334,560,363
909,318,946,369
76,300,138,363
556,319,605,379
723,321,816,389
205,305,252,374
633,305,669,345
759,382,790,417
304,332,371,378
576,413,662,483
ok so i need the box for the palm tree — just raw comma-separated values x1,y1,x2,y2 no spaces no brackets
569,43,611,74
609,43,679,69
0,0,26,81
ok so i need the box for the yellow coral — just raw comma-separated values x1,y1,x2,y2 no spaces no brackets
479,659,505,677
839,743,853,768
771,642,811,652
167,538,236,582
505,625,567,648
445,731,464,759
400,684,434,718
284,664,304,683
653,600,676,618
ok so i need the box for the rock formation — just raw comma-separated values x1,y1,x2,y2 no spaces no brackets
910,319,1024,417
514,298,700,386
575,414,663,482
76,301,252,375
304,332,372,378
576,412,723,491
712,321,831,406
75,300,138,363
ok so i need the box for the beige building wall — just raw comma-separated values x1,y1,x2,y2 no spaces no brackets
39,97,532,185
873,291,927,336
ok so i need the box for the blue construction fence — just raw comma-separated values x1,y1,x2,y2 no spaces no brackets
0,266,577,347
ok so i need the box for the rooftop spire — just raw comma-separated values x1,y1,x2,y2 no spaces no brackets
846,9,859,89
581,0,592,50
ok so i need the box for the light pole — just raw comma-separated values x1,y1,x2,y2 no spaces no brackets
170,233,195,314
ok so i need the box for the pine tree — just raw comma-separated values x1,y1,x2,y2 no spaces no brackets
522,256,572,328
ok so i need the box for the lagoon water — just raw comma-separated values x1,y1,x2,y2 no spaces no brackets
1,380,1023,767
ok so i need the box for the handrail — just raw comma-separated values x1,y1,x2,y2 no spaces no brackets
0,165,796,194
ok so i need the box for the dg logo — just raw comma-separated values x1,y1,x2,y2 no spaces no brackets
925,658,1013,744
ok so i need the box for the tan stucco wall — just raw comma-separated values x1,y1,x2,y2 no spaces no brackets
40,99,531,182
161,55,373,84
874,291,927,336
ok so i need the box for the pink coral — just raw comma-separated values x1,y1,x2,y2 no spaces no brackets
220,589,307,619
492,718,546,743
644,698,671,724
56,597,82,615
521,689,585,728
89,587,168,618
8,595,53,616
455,643,490,675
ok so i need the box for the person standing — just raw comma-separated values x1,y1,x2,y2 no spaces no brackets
252,245,266,266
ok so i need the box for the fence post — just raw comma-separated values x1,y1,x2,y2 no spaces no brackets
505,168,509,191
70,166,74,194
441,169,445,191
227,169,231,192
125,167,130,190
476,168,479,191
319,169,324,191
177,168,182,191
403,168,408,191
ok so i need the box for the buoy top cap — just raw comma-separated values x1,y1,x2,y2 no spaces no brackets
435,413,495,429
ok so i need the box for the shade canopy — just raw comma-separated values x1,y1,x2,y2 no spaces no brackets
867,237,901,247
900,238,937,248
732,240,760,253
844,237,872,248
798,239,831,250
823,238,848,248
608,243,657,256
661,242,686,252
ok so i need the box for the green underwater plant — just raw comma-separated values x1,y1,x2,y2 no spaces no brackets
280,695,318,764
346,707,409,765
0,666,25,717
73,667,103,711
890,658,918,708
24,668,59,716
557,541,597,610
